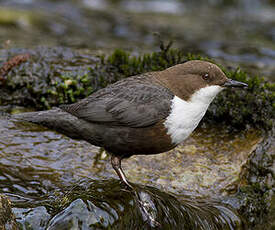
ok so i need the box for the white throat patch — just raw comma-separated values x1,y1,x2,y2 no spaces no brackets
164,85,223,145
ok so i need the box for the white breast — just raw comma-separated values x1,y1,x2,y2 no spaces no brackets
164,85,223,145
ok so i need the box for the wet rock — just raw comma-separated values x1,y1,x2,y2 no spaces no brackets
0,194,18,230
47,181,245,230
0,47,99,109
1,47,274,130
0,46,273,229
0,113,273,229
1,0,275,79
12,206,50,230
0,1,273,228
47,198,114,230
123,125,263,197
235,128,275,229
267,194,275,230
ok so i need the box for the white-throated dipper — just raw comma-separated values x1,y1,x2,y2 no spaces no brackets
13,60,248,188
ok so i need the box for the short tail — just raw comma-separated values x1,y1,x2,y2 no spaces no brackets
12,108,85,140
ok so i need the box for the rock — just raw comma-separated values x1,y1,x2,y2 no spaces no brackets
47,181,244,230
0,195,18,230
1,114,273,229
12,206,50,230
47,199,114,230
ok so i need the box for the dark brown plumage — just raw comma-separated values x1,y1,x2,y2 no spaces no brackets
13,60,247,188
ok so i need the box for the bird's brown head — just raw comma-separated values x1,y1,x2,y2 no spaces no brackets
157,60,247,101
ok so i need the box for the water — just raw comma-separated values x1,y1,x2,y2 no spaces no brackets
0,0,274,228
0,109,262,229
22,179,246,230
0,111,262,204
0,0,274,80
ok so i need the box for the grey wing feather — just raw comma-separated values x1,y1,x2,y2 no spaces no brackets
61,78,173,127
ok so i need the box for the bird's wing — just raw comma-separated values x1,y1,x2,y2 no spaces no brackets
61,77,173,127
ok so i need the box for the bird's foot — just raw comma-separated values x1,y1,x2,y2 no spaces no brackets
118,179,134,192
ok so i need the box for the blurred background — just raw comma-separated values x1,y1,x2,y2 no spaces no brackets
0,0,274,81
0,2,274,229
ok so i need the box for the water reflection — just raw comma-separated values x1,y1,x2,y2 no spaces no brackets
0,111,254,228
45,180,246,230
123,0,185,14
0,109,262,205
0,115,111,206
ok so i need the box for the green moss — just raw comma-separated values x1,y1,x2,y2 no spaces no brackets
235,185,269,227
0,45,274,130
206,68,274,130
88,46,274,130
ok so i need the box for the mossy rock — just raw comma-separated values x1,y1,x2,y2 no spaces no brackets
0,45,274,130
0,194,18,229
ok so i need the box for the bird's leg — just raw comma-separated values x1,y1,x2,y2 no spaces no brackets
111,155,133,189
111,156,159,226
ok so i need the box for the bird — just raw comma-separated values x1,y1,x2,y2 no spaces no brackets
12,60,248,188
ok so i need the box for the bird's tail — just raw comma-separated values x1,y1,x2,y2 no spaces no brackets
12,108,85,140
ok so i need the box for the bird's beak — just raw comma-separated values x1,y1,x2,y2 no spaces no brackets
223,79,248,88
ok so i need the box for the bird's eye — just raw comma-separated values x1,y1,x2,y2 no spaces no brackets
202,73,209,80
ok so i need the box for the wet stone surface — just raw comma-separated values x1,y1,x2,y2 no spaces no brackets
0,0,274,81
0,109,273,229
13,206,50,230
0,194,18,230
123,125,262,197
0,111,263,201
28,181,246,230
0,1,274,227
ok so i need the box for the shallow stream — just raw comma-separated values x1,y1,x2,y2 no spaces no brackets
0,0,274,229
